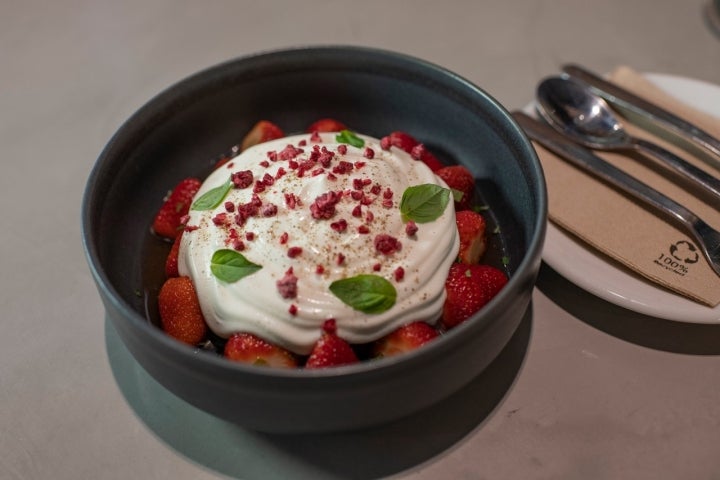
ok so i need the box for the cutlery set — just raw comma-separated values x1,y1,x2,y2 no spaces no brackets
513,64,720,278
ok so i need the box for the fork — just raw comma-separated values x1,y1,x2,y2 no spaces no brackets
514,111,720,279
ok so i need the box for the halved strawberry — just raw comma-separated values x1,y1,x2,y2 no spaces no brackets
224,332,298,368
305,118,348,133
152,177,202,240
165,233,182,277
442,264,508,330
435,165,474,210
455,210,487,264
372,321,439,358
305,319,358,368
158,276,208,344
240,120,285,151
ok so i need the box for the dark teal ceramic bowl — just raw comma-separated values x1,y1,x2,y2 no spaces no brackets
82,46,546,433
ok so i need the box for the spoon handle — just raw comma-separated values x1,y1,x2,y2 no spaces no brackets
512,112,700,229
562,64,720,162
632,138,720,205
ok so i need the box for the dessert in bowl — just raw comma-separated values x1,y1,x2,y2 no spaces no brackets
82,46,546,433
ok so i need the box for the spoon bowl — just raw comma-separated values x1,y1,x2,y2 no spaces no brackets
536,76,720,205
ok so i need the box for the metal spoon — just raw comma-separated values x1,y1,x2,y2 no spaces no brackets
536,76,720,205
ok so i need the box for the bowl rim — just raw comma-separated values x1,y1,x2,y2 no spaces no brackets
81,44,547,380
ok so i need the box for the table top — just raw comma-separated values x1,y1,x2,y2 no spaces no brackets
3,1,719,479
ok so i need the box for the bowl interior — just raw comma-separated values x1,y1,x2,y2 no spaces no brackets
83,46,545,372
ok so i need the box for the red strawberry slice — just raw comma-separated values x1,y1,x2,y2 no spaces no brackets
305,319,358,368
158,276,208,344
224,332,298,368
410,143,444,172
305,118,348,133
455,210,487,264
372,321,439,358
165,233,182,277
442,264,508,330
240,120,285,151
152,177,202,240
435,165,474,210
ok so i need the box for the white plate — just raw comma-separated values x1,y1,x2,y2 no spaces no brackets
541,73,720,324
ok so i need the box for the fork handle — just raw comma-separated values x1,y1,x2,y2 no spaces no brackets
633,138,720,205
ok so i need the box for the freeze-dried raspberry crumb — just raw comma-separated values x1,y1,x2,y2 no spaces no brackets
298,139,307,147
232,239,245,251
280,232,289,244
267,151,278,162
184,225,199,232
370,183,382,195
287,246,303,258
224,201,235,213
231,170,253,189
330,219,348,232
289,304,298,315
383,187,394,199
318,148,334,167
350,190,363,201
332,161,353,175
316,265,325,274
375,234,401,255
351,205,362,218
364,147,375,159
337,144,347,155
311,168,325,177
277,268,298,299
212,213,229,226
288,160,299,170
284,193,299,210
261,203,278,217
310,191,341,219
245,232,255,241
354,161,366,169
365,211,374,223
327,172,337,181
262,173,275,186
253,180,266,194
278,144,304,160
382,198,394,208
380,136,391,150
394,266,405,282
358,225,370,234
275,167,287,179
259,160,270,168
353,178,365,190
372,263,382,272
405,221,418,236
310,132,322,143
336,253,346,265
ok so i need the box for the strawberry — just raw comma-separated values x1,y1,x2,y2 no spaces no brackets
455,210,487,264
158,276,208,344
305,118,348,133
435,165,474,210
381,131,419,153
224,332,298,368
372,321,439,358
305,319,358,368
152,177,202,240
165,233,182,277
442,264,508,330
240,120,285,151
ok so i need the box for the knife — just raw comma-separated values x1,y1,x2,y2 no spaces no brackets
562,63,720,162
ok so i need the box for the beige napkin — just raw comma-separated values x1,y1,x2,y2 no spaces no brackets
536,66,720,307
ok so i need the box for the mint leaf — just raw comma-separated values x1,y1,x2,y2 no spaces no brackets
210,249,262,283
329,274,396,314
335,129,365,148
399,184,451,223
191,178,233,211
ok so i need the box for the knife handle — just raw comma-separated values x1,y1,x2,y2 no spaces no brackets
562,63,720,162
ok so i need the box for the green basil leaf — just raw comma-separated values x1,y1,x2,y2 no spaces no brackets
210,249,262,283
335,129,365,148
399,184,451,223
329,274,397,314
191,178,233,211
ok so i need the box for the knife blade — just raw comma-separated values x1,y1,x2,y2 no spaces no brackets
562,63,720,161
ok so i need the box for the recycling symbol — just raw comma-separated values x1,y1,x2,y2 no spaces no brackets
670,240,699,264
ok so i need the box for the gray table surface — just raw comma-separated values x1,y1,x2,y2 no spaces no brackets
3,1,719,479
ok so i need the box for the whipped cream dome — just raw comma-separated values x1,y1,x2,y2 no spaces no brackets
179,132,459,354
